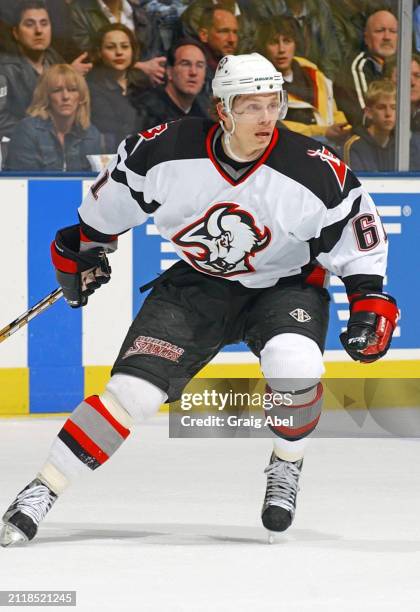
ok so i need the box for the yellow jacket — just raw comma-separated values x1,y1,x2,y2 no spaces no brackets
283,56,348,138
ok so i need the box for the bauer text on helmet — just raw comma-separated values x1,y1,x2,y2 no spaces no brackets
212,53,288,118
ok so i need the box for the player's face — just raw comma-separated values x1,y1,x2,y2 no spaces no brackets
13,8,51,52
199,10,238,58
265,33,295,75
411,60,420,103
168,45,206,96
48,77,81,120
364,11,398,59
366,94,396,132
230,93,279,155
100,30,133,72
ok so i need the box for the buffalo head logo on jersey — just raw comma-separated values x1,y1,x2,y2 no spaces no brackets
172,203,271,277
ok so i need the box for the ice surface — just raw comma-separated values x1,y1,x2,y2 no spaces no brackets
1,417,420,611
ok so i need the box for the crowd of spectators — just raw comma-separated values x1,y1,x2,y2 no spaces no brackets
0,0,418,173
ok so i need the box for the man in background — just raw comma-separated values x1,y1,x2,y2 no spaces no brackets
344,79,420,171
0,0,91,139
197,5,239,92
335,9,398,128
131,39,209,130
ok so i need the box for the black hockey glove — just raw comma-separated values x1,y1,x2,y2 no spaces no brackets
340,292,398,363
50,225,112,308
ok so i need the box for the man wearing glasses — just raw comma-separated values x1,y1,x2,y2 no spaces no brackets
132,38,210,130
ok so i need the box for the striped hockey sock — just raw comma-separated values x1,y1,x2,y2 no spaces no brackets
39,394,132,495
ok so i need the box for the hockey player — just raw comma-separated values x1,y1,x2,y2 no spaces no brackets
1,53,398,547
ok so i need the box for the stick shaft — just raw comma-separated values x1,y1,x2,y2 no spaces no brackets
0,288,63,344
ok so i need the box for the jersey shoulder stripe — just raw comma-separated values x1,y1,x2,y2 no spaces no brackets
309,195,361,258
266,129,360,209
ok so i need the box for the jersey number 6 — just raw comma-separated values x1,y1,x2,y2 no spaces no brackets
352,213,380,251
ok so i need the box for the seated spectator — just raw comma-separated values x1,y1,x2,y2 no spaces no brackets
182,0,255,53
327,0,398,61
5,64,102,171
87,23,149,151
196,5,239,94
335,9,398,128
343,80,420,172
70,0,167,85
257,17,350,146
0,0,92,139
131,38,209,130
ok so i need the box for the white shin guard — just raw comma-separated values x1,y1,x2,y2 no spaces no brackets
105,374,168,423
260,333,325,461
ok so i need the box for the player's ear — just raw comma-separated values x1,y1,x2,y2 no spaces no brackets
216,101,227,122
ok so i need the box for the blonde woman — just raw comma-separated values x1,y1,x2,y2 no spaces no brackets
6,64,102,171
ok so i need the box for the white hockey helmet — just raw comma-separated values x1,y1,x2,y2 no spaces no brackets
212,53,288,119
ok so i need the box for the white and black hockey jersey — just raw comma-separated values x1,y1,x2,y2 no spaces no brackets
78,118,388,295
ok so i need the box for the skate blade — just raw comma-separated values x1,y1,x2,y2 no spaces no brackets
0,523,29,547
267,531,277,545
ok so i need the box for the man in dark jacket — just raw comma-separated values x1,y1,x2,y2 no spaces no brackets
0,0,91,139
131,39,209,131
335,9,398,128
196,4,239,95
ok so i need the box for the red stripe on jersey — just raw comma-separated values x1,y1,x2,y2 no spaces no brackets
50,241,77,273
305,266,326,288
84,395,130,439
352,298,398,326
205,123,279,186
63,420,109,464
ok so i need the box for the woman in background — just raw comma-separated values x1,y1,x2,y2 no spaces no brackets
87,23,148,152
6,63,101,171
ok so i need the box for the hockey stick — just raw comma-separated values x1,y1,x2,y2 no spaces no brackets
0,287,63,344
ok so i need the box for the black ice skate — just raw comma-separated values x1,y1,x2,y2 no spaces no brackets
0,478,57,547
261,453,303,542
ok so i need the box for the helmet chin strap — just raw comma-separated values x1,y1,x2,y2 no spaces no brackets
220,110,253,163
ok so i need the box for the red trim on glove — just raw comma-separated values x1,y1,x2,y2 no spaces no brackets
79,229,93,243
352,298,398,328
50,240,78,273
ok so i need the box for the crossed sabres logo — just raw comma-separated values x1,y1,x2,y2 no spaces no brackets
307,145,348,191
172,203,271,277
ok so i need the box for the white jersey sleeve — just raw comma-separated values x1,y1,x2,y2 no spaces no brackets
315,189,387,282
283,142,388,294
78,134,153,237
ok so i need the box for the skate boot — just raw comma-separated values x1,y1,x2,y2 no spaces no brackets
261,452,303,542
0,478,58,547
